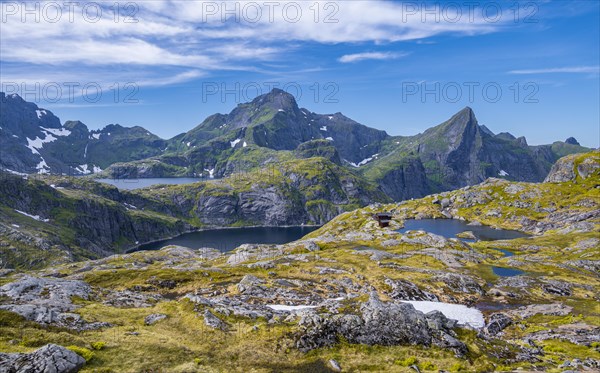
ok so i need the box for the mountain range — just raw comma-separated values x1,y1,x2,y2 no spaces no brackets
0,89,590,202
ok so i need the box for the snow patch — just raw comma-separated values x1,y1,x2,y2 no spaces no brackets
278,109,285,112
3,168,27,176
90,133,100,140
319,126,327,131
204,168,215,178
267,304,318,312
186,142,191,147
347,155,376,168
402,301,485,328
230,139,241,148
499,170,509,177
243,141,247,148
328,116,333,120
83,143,88,159
36,159,50,174
325,137,334,141
14,209,49,222
42,127,71,137
36,109,47,119
26,133,58,155
77,164,91,174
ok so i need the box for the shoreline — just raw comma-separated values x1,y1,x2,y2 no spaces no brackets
125,224,323,254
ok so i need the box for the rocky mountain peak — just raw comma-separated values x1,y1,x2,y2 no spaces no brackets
565,137,580,146
250,88,299,112
440,106,480,146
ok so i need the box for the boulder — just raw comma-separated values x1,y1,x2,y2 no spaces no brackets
0,344,85,373
203,310,228,330
295,293,466,356
484,313,512,336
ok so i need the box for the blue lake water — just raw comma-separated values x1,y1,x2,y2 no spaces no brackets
97,178,205,190
398,219,527,277
492,267,525,277
133,226,320,253
398,219,528,241
492,248,515,257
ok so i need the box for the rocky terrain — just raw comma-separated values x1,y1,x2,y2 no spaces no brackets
0,151,597,372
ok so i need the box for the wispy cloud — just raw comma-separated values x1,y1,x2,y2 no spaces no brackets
508,66,600,74
339,52,407,63
0,1,509,90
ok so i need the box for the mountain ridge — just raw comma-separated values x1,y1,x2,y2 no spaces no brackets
0,90,591,203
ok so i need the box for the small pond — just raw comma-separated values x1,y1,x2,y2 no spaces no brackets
398,219,528,241
398,219,528,277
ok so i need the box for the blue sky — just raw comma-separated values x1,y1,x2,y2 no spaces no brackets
1,0,598,147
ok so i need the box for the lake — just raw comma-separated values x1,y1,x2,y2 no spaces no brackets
97,177,205,190
398,219,528,241
133,226,320,253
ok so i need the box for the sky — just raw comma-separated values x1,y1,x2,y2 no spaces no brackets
1,0,599,147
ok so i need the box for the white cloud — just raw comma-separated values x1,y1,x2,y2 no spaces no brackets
339,52,407,63
508,66,600,74
0,1,508,89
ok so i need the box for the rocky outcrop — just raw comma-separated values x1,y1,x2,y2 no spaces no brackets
295,293,467,356
0,276,108,330
0,344,85,373
545,150,599,183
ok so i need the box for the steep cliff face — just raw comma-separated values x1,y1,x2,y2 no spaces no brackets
133,157,389,227
378,156,430,201
0,173,192,268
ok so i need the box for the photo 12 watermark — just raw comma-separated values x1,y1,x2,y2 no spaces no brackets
1,82,140,104
201,82,339,104
401,81,539,104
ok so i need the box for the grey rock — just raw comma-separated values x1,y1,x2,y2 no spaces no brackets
0,344,85,373
509,303,573,318
384,278,438,301
484,313,512,336
144,313,167,325
542,281,572,296
433,273,484,295
328,359,342,372
203,310,228,330
0,276,109,330
295,293,467,356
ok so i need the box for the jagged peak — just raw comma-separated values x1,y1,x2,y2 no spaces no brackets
441,106,479,133
565,137,580,146
63,120,89,132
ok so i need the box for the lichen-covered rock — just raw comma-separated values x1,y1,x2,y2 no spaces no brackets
295,293,467,356
0,276,109,330
0,344,85,373
145,313,167,325
433,273,484,295
384,279,438,301
483,313,512,336
203,310,228,330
